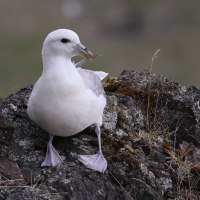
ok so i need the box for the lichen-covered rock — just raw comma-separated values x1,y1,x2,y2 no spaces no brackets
103,92,145,136
104,70,200,147
1,70,200,199
117,69,180,93
0,84,145,200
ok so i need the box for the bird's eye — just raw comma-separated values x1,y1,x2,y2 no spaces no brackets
61,38,70,43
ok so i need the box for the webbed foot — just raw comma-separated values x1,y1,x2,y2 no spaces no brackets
41,134,63,167
77,153,107,173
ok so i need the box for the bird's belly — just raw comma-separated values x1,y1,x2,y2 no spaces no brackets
28,89,106,137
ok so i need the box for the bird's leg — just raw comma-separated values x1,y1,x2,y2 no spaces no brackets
41,134,63,167
77,124,107,173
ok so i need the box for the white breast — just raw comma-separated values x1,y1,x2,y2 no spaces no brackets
27,64,106,137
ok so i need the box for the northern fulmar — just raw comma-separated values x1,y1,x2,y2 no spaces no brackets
27,29,108,173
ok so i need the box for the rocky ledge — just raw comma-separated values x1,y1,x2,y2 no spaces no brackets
1,70,200,200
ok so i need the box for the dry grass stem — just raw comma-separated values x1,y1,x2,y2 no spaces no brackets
107,170,133,200
133,178,161,200
147,49,161,131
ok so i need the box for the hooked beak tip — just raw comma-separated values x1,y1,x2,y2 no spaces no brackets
86,51,93,60
75,43,93,60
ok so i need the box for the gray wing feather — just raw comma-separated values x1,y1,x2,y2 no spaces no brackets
77,68,105,97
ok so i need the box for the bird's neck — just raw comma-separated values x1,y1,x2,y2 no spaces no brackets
42,55,75,75
41,54,85,95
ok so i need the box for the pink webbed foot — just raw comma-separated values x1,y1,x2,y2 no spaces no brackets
77,124,107,173
77,153,107,173
41,134,63,167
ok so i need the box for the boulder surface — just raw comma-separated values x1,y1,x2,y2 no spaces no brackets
1,70,200,200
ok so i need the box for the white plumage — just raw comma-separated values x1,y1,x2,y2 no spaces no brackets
27,29,108,173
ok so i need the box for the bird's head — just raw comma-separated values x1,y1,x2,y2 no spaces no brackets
42,29,93,60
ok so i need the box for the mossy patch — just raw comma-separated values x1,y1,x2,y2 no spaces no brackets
103,77,123,92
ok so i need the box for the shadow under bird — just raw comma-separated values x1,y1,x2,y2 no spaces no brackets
27,29,108,173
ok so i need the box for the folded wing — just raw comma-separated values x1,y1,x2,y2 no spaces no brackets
77,67,108,97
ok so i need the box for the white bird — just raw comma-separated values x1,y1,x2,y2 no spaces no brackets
27,29,108,173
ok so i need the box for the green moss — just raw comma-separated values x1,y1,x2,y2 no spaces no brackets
103,77,123,92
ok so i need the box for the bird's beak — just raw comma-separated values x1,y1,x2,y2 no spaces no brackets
74,43,93,60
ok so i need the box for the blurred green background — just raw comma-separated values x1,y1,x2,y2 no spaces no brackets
0,0,200,98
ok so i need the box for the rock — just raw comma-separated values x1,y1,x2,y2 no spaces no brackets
1,70,200,199
0,157,24,186
116,69,180,93
0,113,14,157
105,70,200,147
103,92,145,136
